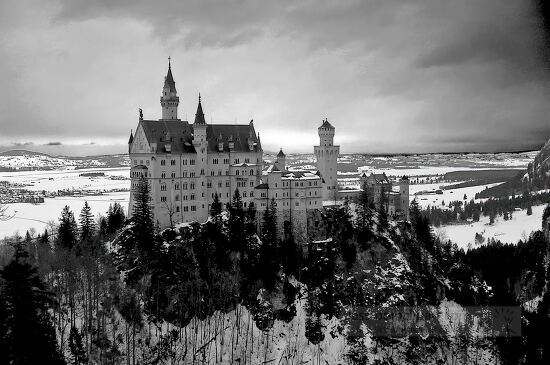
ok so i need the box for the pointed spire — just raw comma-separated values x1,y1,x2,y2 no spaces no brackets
128,129,134,144
164,57,176,93
194,93,206,125
277,148,285,157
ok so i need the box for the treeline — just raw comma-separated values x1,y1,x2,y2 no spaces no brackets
421,191,550,227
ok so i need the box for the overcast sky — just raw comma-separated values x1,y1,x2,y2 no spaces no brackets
0,0,549,155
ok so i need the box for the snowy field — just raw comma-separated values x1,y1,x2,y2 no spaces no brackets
436,204,546,250
0,167,129,192
410,182,504,209
0,192,129,239
0,167,130,239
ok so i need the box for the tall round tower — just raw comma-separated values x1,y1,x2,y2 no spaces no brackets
314,119,339,201
160,58,180,120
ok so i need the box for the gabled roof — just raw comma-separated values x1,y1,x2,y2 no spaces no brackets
370,173,390,184
277,148,285,157
128,130,134,144
139,120,196,153
206,122,261,153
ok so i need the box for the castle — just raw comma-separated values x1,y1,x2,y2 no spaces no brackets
128,62,409,237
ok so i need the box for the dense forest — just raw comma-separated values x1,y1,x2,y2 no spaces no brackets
1,177,549,364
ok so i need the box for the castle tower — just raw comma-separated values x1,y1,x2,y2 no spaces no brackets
399,176,410,220
160,58,180,120
276,148,286,170
314,119,339,200
193,94,208,221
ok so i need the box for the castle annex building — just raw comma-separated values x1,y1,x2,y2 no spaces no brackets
128,63,409,232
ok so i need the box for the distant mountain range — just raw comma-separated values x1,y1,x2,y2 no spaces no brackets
0,149,130,171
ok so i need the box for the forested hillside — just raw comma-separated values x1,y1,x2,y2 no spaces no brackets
478,139,550,198
1,178,549,364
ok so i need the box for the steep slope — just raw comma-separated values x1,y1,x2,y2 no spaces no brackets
477,139,550,198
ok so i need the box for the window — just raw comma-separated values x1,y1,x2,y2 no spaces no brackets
160,184,167,191
245,158,250,163
211,171,215,176
183,206,189,212
183,183,188,190
171,172,176,178
226,181,230,187
182,159,187,165
234,158,240,164
190,183,195,189
224,158,230,164
200,169,205,175
183,195,188,201
190,172,196,177
171,160,176,166
243,192,247,197
250,169,254,176
161,196,167,202
182,171,188,177
190,194,195,200
218,181,222,188
176,206,180,212
207,181,212,188
250,181,254,187
191,206,196,211
236,170,240,176
213,158,218,164
161,160,166,166
175,183,180,190
161,172,166,178
175,195,180,201
190,159,195,165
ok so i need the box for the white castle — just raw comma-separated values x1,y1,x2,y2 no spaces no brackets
128,63,409,239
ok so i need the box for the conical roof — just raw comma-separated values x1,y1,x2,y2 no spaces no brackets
194,94,206,125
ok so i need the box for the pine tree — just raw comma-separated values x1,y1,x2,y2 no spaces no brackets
57,205,78,251
68,326,87,365
0,242,65,364
210,192,222,217
260,198,279,289
79,201,95,241
107,202,126,235
132,176,155,252
227,189,246,252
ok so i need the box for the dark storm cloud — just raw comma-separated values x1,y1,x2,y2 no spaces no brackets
0,0,548,153
44,142,62,146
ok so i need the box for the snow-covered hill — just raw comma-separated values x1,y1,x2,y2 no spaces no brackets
0,150,129,171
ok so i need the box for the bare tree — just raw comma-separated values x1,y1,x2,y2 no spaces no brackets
0,202,14,221
162,201,178,228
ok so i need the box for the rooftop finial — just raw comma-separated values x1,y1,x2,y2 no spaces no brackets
168,56,171,68
198,92,201,103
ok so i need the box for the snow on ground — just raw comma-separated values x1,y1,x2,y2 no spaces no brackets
436,204,546,250
0,192,129,239
0,167,129,192
358,166,519,178
411,183,503,209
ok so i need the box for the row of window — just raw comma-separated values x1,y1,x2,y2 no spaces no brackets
134,157,261,167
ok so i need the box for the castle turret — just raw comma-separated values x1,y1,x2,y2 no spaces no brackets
276,148,286,170
160,58,179,120
314,119,339,200
193,94,208,221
